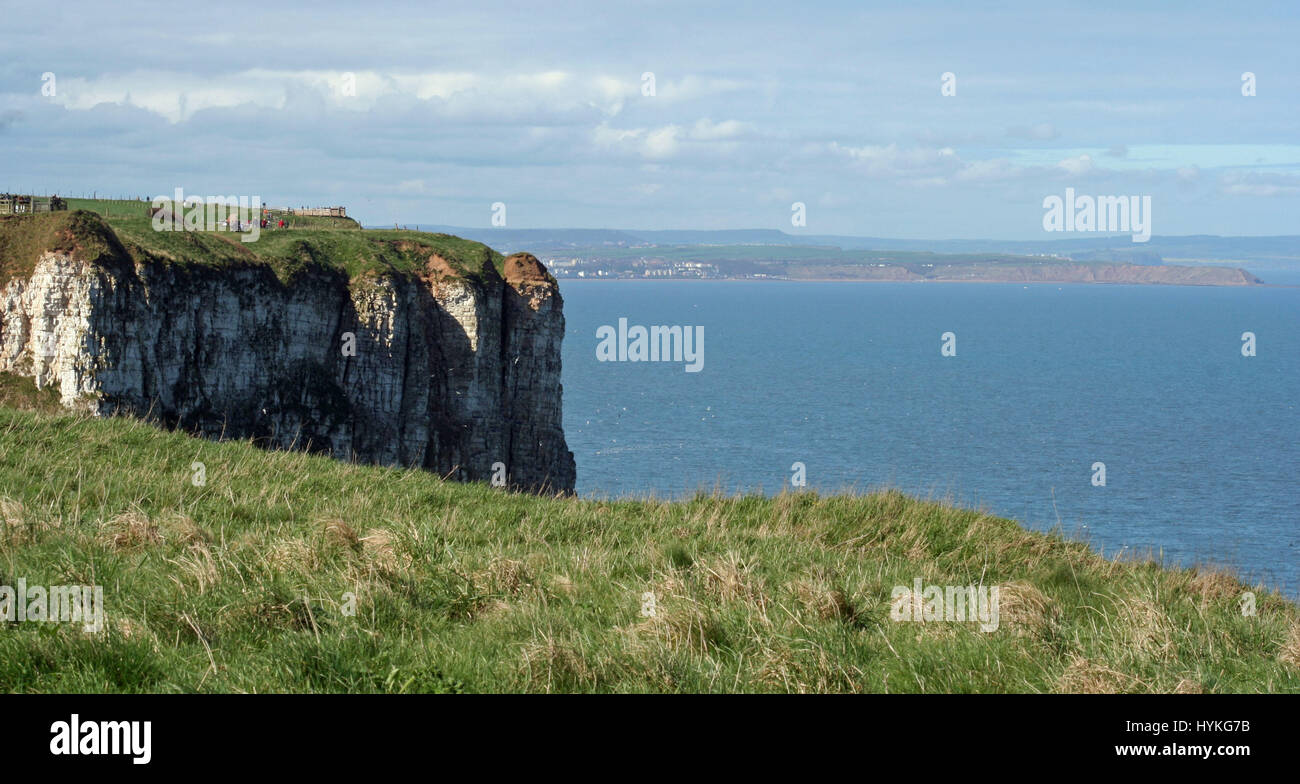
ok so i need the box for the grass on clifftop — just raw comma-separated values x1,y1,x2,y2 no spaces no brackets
1,404,1297,693
0,200,513,288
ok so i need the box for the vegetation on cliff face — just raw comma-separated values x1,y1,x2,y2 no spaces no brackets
0,372,62,414
1,404,1295,693
0,210,125,287
0,200,541,290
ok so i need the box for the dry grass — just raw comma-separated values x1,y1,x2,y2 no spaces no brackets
318,518,361,553
166,544,220,595
699,552,766,606
263,537,319,575
1186,568,1243,605
157,510,210,546
100,508,163,550
0,496,60,544
998,581,1057,637
789,579,859,624
1056,656,1138,694
1173,677,1204,694
1278,625,1300,668
475,557,533,598
359,528,408,574
521,634,597,691
1115,595,1177,662
628,593,718,653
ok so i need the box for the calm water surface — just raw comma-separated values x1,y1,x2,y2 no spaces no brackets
560,280,1299,595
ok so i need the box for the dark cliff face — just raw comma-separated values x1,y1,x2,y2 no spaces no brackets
0,218,575,493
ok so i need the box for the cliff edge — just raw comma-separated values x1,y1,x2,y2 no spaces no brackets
0,209,576,493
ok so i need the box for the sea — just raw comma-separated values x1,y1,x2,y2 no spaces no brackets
559,279,1300,596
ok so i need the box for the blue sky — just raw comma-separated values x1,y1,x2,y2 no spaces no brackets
1,0,1298,238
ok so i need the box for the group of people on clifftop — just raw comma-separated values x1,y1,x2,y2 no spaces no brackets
219,211,287,232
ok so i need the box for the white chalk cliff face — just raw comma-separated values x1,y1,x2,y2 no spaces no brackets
0,244,576,493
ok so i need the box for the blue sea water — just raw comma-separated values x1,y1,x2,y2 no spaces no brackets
559,280,1300,595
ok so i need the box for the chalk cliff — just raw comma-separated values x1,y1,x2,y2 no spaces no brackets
0,211,575,493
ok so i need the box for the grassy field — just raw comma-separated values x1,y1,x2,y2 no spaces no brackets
1,401,1297,693
62,197,360,230
0,199,508,287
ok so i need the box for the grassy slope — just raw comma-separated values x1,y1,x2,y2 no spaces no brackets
1,404,1297,693
1,200,512,288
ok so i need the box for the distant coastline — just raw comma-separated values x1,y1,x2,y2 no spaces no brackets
385,225,1294,287
555,262,1263,287
560,278,1277,286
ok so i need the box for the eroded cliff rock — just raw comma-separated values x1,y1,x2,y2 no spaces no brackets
0,211,575,493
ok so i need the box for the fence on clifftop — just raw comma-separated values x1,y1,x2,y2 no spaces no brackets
0,194,68,215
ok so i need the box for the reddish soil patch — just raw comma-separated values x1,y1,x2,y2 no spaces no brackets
502,252,549,285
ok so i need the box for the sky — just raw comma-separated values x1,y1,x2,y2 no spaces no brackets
1,0,1298,239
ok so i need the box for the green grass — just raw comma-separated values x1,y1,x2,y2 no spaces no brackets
0,209,125,286
62,197,360,230
1,404,1296,693
0,373,63,414
1,200,514,288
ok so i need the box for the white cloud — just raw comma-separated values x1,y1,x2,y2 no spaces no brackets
833,143,957,173
46,68,631,124
1056,153,1095,175
52,72,285,122
829,142,974,185
592,123,643,147
592,119,747,160
688,118,747,140
642,125,681,159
